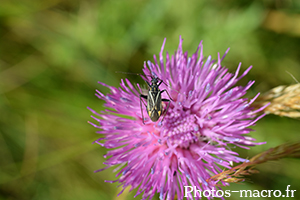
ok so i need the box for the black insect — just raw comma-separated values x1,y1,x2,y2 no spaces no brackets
140,75,172,124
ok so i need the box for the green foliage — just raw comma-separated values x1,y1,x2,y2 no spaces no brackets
0,0,299,199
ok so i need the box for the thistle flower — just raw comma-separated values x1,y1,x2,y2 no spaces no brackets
88,37,267,200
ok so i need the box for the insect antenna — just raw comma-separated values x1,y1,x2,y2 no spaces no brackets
115,71,155,80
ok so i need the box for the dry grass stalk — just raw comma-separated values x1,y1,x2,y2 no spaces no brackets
206,142,300,184
254,83,300,118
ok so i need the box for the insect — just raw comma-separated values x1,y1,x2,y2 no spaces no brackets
115,71,173,124
140,74,173,124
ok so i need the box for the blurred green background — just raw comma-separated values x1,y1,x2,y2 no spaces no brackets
0,0,299,200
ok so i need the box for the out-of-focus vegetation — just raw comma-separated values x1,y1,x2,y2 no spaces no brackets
0,0,299,200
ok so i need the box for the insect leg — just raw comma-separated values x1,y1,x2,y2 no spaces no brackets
160,89,173,101
160,89,173,123
157,80,164,87
161,98,170,123
140,94,148,124
156,77,171,88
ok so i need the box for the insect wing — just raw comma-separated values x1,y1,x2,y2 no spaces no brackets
147,90,156,114
155,92,162,116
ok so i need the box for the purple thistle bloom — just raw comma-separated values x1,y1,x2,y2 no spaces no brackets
89,37,267,200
